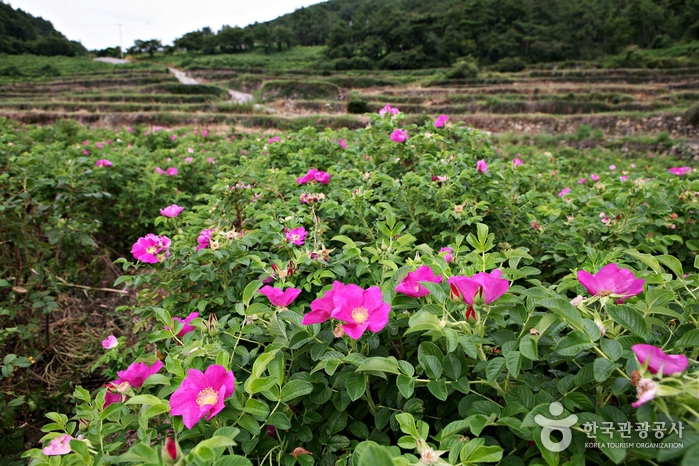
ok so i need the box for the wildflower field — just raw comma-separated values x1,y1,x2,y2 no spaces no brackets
1,107,699,466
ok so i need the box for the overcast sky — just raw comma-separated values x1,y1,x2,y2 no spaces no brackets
7,0,327,50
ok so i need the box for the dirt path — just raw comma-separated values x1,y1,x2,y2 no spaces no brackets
168,67,254,104
93,57,130,64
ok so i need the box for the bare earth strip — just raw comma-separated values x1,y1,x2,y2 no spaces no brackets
93,57,130,65
168,67,254,104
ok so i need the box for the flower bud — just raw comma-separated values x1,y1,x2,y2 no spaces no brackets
162,437,181,465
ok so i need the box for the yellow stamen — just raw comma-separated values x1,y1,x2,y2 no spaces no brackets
196,387,218,406
352,307,369,324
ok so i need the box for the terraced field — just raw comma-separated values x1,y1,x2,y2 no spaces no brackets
1,62,697,152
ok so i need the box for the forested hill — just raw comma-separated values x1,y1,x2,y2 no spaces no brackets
0,2,86,56
243,0,699,68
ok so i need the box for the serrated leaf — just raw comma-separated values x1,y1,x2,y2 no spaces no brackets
427,379,448,401
607,305,649,338
345,372,366,401
505,351,522,378
486,357,506,382
593,358,616,382
280,380,313,402
396,375,415,399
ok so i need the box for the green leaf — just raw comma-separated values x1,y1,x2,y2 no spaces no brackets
356,357,401,376
326,411,348,435
252,350,279,378
505,351,522,378
466,445,503,463
600,339,623,361
534,427,560,466
555,331,595,357
486,357,506,382
396,413,418,437
593,358,617,383
674,329,699,348
420,354,443,380
214,456,253,466
345,372,367,401
427,379,448,401
125,395,163,406
537,298,583,331
520,335,539,360
397,375,415,399
196,436,237,449
268,412,291,430
237,414,260,435
117,442,159,463
358,443,396,466
244,399,270,418
243,280,262,305
607,305,649,338
624,249,662,274
280,380,313,402
657,255,683,278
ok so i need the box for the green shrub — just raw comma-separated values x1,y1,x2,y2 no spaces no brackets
492,57,526,72
685,104,699,126
347,100,369,113
260,80,340,101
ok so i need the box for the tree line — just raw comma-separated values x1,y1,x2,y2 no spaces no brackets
0,3,86,56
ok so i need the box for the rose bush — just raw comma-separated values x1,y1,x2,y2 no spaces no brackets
1,111,698,465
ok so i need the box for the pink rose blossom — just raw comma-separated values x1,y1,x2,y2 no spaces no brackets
117,360,163,388
166,312,199,337
131,234,171,263
439,247,453,263
160,204,184,218
169,365,235,429
185,157,193,163
206,157,215,163
101,335,118,349
558,188,571,197
619,176,629,181
668,166,693,176
577,263,644,302
631,344,688,375
42,434,73,456
513,158,523,167
578,178,587,184
609,165,616,170
95,159,112,167
302,281,345,325
434,115,449,128
170,135,177,141
259,286,302,307
590,174,600,181
166,167,178,176
188,148,194,153
155,167,165,175
285,227,307,246
83,150,90,155
448,270,510,306
338,139,347,149
379,103,400,116
196,229,214,251
297,168,330,185
396,266,443,298
391,129,408,143
97,142,103,149
476,160,488,173
83,140,89,146
268,137,281,144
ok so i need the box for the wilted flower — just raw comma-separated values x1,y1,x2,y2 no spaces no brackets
169,365,235,429
160,204,184,218
396,266,443,298
577,263,645,302
632,378,658,408
42,434,73,456
391,129,408,143
570,295,584,307
131,234,171,263
631,344,688,375
258,286,302,307
101,335,118,349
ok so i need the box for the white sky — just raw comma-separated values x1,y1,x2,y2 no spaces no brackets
7,0,327,50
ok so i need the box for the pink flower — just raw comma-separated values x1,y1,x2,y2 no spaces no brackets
83,140,89,146
160,204,184,218
619,176,629,181
476,160,488,173
434,115,449,128
169,365,235,429
83,150,90,155
632,378,658,408
166,312,199,337
578,178,587,184
185,157,193,163
338,139,347,149
117,360,164,388
196,229,214,251
609,165,616,170
42,434,73,456
439,247,453,263
577,263,644,302
304,283,389,340
513,158,523,167
102,335,118,349
532,221,540,229
590,174,600,181
447,270,510,305
396,266,443,298
207,157,215,164
97,142,103,149
202,130,209,137
297,168,330,185
166,167,178,176
126,127,133,132
302,281,345,325
170,135,177,141
131,234,171,263
668,166,693,176
258,286,302,307
95,159,112,167
631,163,636,168
391,129,408,143
155,167,165,175
379,103,400,116
188,148,194,153
631,344,688,376
285,227,307,246
558,188,571,197
268,137,281,144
